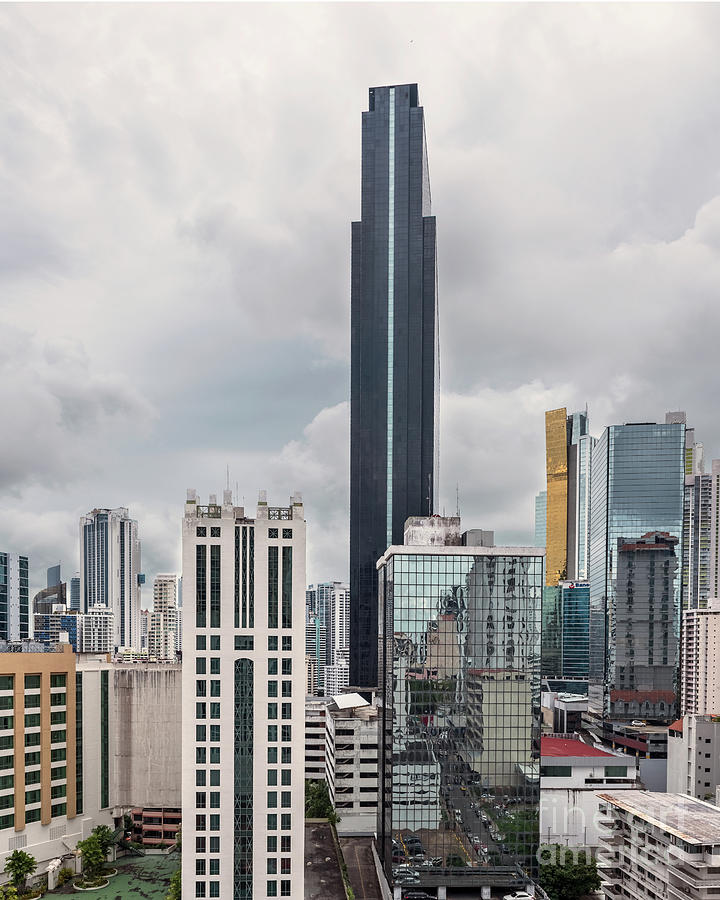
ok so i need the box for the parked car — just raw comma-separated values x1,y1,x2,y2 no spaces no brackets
503,892,534,900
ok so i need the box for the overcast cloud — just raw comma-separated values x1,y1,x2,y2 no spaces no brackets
2,2,720,600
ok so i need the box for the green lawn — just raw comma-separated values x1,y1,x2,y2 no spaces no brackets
55,854,179,898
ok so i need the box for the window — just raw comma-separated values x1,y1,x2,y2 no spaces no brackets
281,880,291,896
281,636,292,651
210,726,220,742
25,789,41,805
209,837,219,853
25,733,40,747
281,725,291,742
267,859,277,874
197,527,207,537
210,770,220,786
605,766,628,778
196,860,206,876
195,882,206,898
268,748,278,763
210,703,220,719
24,675,41,689
269,528,279,539
51,766,66,781
50,711,66,725
196,837,206,854
50,674,66,688
196,726,207,742
281,546,292,627
210,527,221,538
50,748,66,762
0,677,12,691
196,771,206,787
268,681,278,697
268,770,278,786
267,814,277,830
267,792,277,808
209,883,219,898
268,546,279,627
196,544,207,627
50,784,66,799
210,792,220,809
210,636,220,651
50,693,66,707
268,660,278,675
282,660,292,675
209,860,219,876
210,681,220,697
540,766,572,778
209,815,219,831
281,770,291,786
25,808,41,823
267,882,278,897
268,726,278,742
210,659,220,675
268,703,278,720
196,792,206,808
24,694,40,708
196,748,207,764
282,529,292,540
281,814,291,830
281,836,291,853
268,636,278,651
196,681,207,698
209,747,220,764
196,659,206,674
281,748,291,764
281,703,291,720
196,703,206,719
267,836,278,852
51,730,66,744
282,681,292,697
235,636,253,650
196,635,206,651
281,791,291,809
196,815,206,831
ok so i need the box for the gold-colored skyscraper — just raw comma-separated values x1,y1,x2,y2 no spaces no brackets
545,408,569,586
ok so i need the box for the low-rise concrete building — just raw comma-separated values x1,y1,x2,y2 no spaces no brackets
540,736,640,848
541,691,588,733
598,791,720,900
325,694,379,835
667,715,720,801
305,697,329,781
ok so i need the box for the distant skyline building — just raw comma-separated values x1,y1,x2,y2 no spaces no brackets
79,507,141,650
148,574,179,662
350,83,438,688
681,598,720,715
32,564,67,616
534,490,547,548
181,489,306,900
0,551,29,641
588,414,686,721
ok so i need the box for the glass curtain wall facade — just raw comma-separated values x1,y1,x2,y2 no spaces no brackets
588,422,685,719
560,582,590,680
350,83,438,688
378,547,542,894
682,474,712,610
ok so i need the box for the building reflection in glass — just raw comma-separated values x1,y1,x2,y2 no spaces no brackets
378,528,543,894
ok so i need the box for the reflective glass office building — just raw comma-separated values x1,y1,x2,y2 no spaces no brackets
588,420,685,720
350,83,438,688
377,530,542,895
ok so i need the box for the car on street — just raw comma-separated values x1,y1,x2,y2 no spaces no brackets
503,892,534,900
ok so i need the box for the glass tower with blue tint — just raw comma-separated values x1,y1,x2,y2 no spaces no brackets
377,528,542,895
350,84,438,688
588,419,685,720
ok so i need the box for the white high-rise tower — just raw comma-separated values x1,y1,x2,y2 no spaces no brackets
181,489,306,900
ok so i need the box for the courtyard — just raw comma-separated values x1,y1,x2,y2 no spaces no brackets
52,853,179,898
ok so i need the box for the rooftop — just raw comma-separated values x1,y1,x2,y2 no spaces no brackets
598,791,720,844
541,736,616,758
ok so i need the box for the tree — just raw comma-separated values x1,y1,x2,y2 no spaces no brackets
166,869,181,900
4,850,36,891
92,824,115,858
0,885,18,900
539,845,601,900
304,780,337,824
77,834,106,882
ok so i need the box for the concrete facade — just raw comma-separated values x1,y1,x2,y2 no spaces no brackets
325,695,379,836
305,698,328,781
667,715,720,802
681,599,720,715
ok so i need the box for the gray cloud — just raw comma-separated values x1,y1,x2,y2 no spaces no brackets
1,3,720,600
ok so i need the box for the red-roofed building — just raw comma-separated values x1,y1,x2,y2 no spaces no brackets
541,734,640,849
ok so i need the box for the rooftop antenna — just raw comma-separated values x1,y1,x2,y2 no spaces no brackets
456,482,460,518
226,464,230,491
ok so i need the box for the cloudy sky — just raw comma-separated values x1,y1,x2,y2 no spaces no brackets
2,2,720,601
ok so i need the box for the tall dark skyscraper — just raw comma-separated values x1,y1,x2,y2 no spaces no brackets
350,84,438,687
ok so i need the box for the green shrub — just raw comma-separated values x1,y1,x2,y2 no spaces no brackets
57,867,74,886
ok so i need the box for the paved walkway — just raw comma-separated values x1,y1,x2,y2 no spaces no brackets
339,836,383,900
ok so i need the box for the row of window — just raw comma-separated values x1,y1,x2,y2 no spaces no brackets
0,674,67,691
195,635,293,652
197,526,293,540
